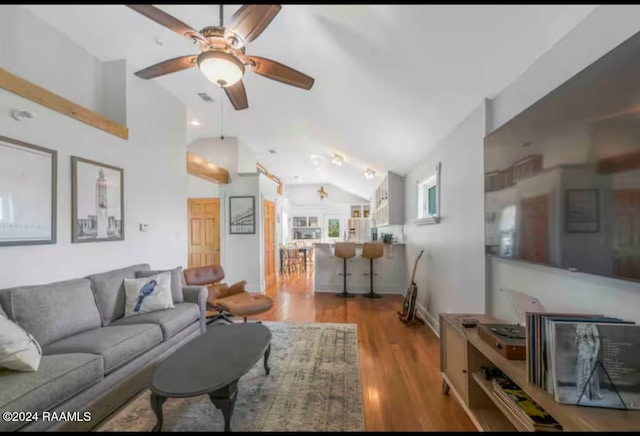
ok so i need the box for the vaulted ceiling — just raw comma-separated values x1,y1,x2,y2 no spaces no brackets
25,5,597,199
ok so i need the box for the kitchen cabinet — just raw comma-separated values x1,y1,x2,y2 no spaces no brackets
291,215,322,241
292,216,320,228
372,171,404,226
350,204,370,218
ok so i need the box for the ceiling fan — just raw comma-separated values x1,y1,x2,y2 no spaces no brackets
318,186,328,200
126,4,315,110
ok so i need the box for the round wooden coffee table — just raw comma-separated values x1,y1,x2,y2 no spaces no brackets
149,323,271,432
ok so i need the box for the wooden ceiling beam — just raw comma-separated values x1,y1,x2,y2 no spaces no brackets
187,151,229,184
0,68,128,140
257,162,283,195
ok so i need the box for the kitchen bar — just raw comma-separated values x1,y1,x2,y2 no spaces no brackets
314,242,407,294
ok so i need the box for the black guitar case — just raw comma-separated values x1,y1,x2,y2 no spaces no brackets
398,249,424,324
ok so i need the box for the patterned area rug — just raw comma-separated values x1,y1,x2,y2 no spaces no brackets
96,321,364,432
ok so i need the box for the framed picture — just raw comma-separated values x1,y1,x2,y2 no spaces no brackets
565,189,599,233
229,196,255,234
71,156,124,243
0,135,57,246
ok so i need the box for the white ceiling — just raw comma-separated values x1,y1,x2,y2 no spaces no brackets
24,4,597,199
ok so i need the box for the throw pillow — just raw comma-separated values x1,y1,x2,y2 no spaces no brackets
0,315,42,372
123,272,174,317
135,267,184,303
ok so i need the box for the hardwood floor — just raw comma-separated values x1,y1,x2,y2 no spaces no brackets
254,271,476,432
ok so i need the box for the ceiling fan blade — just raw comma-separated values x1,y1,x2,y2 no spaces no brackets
134,55,198,79
224,80,249,110
245,56,314,90
126,5,208,46
224,5,281,48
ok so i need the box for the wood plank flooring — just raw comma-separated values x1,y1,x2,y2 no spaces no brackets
254,271,476,432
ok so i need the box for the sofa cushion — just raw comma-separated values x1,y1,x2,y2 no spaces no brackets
111,303,199,340
88,264,150,326
123,273,174,317
42,324,162,375
0,353,103,431
0,314,42,372
135,267,185,303
3,279,102,346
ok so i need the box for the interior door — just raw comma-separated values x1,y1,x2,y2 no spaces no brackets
613,189,640,279
188,198,220,268
264,200,276,288
518,194,549,263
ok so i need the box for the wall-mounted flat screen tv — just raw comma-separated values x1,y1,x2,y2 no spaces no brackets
484,30,640,283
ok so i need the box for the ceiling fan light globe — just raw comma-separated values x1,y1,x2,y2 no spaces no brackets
197,51,245,88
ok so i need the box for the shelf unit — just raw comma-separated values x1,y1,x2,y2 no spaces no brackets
350,204,370,219
292,216,319,228
440,313,640,432
371,171,404,227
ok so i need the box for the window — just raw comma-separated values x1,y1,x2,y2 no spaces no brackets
416,162,441,225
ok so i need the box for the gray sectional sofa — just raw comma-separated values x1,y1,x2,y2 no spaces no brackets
0,264,208,432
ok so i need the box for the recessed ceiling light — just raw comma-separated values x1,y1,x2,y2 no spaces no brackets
268,149,277,154
312,160,319,166
315,167,322,172
189,120,200,126
364,168,375,179
332,154,344,166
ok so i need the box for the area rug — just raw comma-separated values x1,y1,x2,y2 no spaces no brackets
96,321,364,432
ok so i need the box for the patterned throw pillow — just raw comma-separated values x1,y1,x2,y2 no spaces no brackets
0,314,42,372
123,272,174,317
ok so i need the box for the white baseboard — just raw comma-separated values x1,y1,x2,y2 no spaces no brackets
417,303,439,338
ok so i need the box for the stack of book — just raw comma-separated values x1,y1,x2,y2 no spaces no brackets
525,312,639,409
492,375,562,432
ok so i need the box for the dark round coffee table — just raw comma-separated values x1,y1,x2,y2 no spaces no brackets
149,323,271,432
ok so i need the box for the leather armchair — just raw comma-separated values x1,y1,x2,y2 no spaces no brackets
183,265,274,323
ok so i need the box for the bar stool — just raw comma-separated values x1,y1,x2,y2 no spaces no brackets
361,242,384,299
334,242,356,298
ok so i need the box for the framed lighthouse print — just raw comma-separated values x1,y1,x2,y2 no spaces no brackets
71,156,124,243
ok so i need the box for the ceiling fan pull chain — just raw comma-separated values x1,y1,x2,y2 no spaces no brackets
219,4,223,27
220,86,225,140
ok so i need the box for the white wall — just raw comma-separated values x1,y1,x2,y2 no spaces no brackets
0,6,101,112
403,103,487,332
220,175,261,291
488,5,640,323
188,137,239,181
187,174,220,199
0,7,188,288
491,5,640,130
237,138,259,175
284,183,368,205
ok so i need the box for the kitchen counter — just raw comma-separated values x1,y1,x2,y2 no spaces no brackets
314,242,407,294
314,242,405,246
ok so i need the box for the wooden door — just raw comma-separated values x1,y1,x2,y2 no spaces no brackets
613,189,640,280
188,198,220,268
519,194,549,263
264,200,276,289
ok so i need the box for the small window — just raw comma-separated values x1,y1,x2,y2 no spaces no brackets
416,163,441,225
